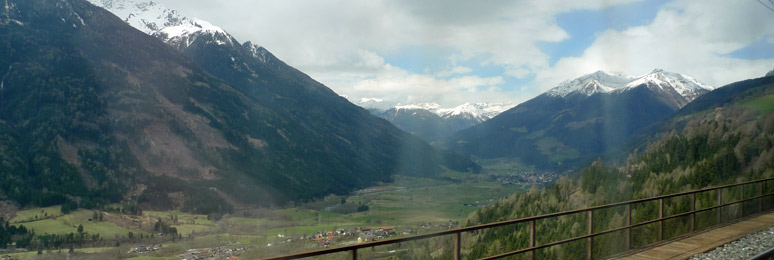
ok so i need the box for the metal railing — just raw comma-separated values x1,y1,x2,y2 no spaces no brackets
261,178,774,260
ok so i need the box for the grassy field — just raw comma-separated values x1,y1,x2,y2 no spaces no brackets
20,210,147,238
247,169,528,238
10,205,62,223
741,94,774,115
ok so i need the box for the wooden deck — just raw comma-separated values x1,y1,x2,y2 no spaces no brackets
618,212,774,260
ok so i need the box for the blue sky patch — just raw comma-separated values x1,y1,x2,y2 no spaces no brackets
728,36,774,60
538,0,669,66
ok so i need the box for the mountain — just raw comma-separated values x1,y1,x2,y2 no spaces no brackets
464,73,774,259
356,100,515,142
0,0,477,213
443,70,714,170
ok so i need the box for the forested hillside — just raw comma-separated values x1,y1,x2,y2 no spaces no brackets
463,75,774,259
0,0,477,216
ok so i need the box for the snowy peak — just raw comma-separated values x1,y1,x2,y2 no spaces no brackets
353,98,514,122
625,69,714,101
437,102,514,122
547,69,713,101
547,70,632,97
87,0,185,34
395,103,441,112
356,98,397,111
87,0,242,48
156,18,237,48
244,41,272,63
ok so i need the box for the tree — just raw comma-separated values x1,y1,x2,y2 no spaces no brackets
77,224,83,233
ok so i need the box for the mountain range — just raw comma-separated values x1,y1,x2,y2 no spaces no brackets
353,98,514,142
443,69,714,170
0,0,478,213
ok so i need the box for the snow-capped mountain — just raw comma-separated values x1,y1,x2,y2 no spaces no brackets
437,102,515,123
87,0,240,48
86,0,183,34
352,99,515,142
354,99,514,122
444,69,715,170
547,69,713,103
547,71,633,97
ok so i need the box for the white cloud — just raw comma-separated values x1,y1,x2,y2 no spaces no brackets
536,0,774,91
436,66,473,78
154,0,772,105
314,61,510,106
154,0,642,105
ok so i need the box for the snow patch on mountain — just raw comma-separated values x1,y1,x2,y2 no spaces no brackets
353,98,515,122
87,0,250,49
547,71,633,97
395,103,441,112
156,18,237,48
547,69,713,101
623,69,714,101
244,41,271,63
87,0,184,34
437,102,514,122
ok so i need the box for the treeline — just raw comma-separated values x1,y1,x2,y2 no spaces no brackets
0,217,30,248
463,105,774,258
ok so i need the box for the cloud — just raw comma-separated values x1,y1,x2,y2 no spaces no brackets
154,0,642,105
536,0,774,91
436,66,473,78
154,0,772,105
311,58,510,106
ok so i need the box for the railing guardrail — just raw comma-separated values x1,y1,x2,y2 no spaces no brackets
261,177,774,260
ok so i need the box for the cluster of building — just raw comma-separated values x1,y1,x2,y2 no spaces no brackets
270,226,402,248
356,227,397,243
496,171,558,185
177,246,246,260
126,244,162,254
267,223,462,249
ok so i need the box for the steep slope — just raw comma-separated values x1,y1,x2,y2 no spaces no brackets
444,70,713,170
0,0,476,212
464,74,774,259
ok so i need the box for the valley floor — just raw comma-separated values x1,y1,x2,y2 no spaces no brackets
0,159,554,259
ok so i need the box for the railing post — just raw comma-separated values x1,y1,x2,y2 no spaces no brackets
761,181,765,213
349,248,357,260
740,184,745,218
454,232,461,260
587,210,593,260
717,188,723,225
691,192,696,232
658,198,663,241
625,204,631,251
529,220,536,260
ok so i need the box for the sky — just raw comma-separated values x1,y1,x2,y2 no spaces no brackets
155,0,774,107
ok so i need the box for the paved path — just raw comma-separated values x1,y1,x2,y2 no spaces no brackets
618,212,774,260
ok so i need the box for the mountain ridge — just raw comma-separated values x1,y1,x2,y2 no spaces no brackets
443,69,713,170
354,99,515,142
547,69,713,102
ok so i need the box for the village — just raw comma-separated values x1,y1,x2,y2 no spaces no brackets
267,221,460,249
494,170,558,185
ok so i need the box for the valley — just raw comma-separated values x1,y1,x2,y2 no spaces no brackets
0,0,770,259
0,160,549,259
